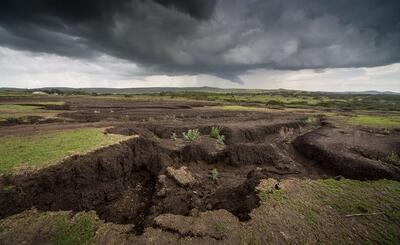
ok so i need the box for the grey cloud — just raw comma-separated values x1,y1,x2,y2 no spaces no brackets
0,0,399,83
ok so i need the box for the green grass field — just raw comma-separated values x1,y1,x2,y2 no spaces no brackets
0,210,100,245
349,115,400,127
252,178,400,244
0,104,62,120
0,128,131,174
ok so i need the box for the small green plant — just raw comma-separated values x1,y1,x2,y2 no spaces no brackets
215,221,227,233
217,135,225,145
384,152,400,166
304,116,318,125
182,129,200,141
170,132,177,141
210,126,225,145
209,168,219,181
123,115,130,122
210,126,221,138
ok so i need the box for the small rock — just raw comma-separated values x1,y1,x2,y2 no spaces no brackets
158,174,167,184
166,166,195,187
156,187,167,197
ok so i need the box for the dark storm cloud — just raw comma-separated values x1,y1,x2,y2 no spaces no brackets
0,0,399,83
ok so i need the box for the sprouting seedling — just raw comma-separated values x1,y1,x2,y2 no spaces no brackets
170,132,177,141
209,168,219,181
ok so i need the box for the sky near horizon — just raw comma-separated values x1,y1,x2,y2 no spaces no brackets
0,0,399,92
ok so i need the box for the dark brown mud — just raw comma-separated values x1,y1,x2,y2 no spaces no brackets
293,126,400,180
0,118,325,234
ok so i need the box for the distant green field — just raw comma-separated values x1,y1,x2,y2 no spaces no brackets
0,128,131,174
158,91,400,111
349,115,400,127
0,103,65,120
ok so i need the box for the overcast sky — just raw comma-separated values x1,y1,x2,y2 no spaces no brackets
0,0,399,91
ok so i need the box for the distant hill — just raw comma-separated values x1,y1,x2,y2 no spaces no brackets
1,87,399,95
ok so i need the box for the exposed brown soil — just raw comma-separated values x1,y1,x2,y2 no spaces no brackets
293,125,400,180
1,98,399,243
0,110,324,235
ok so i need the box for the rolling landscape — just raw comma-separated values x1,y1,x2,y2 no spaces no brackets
1,1,400,245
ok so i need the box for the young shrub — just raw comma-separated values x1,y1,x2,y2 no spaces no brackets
182,129,200,141
170,132,177,141
209,168,219,181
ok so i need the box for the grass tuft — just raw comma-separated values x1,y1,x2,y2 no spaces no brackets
53,214,97,245
215,222,227,233
384,152,400,166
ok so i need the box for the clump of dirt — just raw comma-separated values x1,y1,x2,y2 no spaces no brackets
293,126,400,180
166,166,196,187
219,143,278,166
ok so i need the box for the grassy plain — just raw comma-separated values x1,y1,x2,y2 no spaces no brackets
0,128,130,174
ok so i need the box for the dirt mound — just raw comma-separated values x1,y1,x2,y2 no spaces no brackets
293,126,400,180
0,133,268,234
219,143,278,166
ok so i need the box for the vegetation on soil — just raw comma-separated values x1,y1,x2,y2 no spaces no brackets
220,105,269,112
209,168,219,181
0,103,66,121
170,132,177,141
182,129,200,141
0,210,100,245
215,222,227,233
259,188,287,202
349,114,400,127
251,178,400,244
1,92,400,243
154,90,400,111
0,128,131,174
53,213,97,245
210,126,225,145
384,152,400,167
304,116,318,125
3,87,399,111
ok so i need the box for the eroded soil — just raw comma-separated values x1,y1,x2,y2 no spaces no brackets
1,97,399,244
